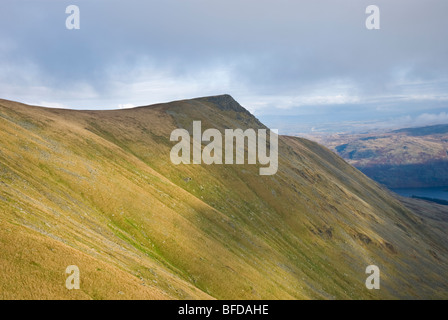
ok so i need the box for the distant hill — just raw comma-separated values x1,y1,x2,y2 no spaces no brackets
1,96,448,299
310,124,448,188
393,124,448,136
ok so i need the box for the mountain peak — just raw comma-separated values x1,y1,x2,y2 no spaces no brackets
194,94,251,115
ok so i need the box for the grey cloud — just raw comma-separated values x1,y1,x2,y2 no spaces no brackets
0,0,447,117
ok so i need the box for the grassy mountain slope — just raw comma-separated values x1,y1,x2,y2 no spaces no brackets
1,95,447,299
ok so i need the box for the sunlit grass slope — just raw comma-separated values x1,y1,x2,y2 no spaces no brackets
1,95,447,299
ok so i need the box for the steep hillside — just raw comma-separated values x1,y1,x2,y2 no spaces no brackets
1,95,447,299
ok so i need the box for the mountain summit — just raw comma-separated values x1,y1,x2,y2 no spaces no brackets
0,96,447,299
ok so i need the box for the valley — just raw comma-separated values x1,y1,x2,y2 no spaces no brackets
299,124,448,189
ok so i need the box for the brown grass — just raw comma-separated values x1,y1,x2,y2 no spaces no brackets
0,96,447,299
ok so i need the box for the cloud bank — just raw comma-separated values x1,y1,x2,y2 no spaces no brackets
0,0,447,129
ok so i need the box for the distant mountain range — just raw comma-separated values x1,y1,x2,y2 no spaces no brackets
303,124,448,189
392,124,448,136
1,96,448,299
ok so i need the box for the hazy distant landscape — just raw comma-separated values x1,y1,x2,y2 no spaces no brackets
295,124,448,199
392,187,448,203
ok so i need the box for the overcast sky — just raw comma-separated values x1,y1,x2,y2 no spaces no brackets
1,0,447,132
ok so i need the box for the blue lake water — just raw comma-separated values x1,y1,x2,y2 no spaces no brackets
391,187,448,201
